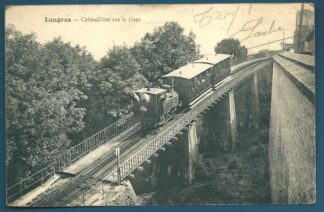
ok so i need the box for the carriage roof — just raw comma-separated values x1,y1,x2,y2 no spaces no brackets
194,54,231,65
162,54,231,80
162,63,212,80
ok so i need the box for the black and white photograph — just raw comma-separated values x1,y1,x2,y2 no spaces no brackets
5,3,315,207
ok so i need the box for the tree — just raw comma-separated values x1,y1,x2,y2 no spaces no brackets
5,25,96,185
83,45,148,135
132,22,200,84
214,38,248,63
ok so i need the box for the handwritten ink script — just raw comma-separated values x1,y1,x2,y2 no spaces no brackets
193,5,252,35
193,5,285,43
229,18,285,42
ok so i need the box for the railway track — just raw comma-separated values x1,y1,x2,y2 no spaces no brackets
58,132,146,206
61,110,189,206
29,129,145,207
29,59,270,207
29,107,189,207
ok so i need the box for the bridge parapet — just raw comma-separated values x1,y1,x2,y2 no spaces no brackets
273,53,315,104
108,59,273,182
278,52,315,71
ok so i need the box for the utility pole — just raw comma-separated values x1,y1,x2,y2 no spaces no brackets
297,3,305,53
101,179,104,200
282,32,285,51
116,148,121,185
235,49,238,64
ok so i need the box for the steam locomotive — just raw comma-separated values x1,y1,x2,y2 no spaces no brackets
132,54,230,129
132,54,269,129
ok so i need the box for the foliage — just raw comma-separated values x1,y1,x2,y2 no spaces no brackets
5,25,96,185
214,38,248,59
82,45,148,135
5,21,200,186
132,22,200,84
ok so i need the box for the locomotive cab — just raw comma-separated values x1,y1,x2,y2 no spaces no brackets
133,87,179,130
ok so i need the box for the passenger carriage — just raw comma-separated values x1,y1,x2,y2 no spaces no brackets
163,54,231,105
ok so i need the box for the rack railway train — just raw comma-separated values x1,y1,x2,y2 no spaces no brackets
133,54,269,129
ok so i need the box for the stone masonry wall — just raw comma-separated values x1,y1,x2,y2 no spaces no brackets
269,61,315,204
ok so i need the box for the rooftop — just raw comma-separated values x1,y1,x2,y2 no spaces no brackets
163,54,231,80
194,54,231,65
163,63,212,79
135,87,166,95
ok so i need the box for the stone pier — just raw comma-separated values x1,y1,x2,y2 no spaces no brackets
229,89,238,150
253,73,260,129
128,119,200,194
186,120,199,184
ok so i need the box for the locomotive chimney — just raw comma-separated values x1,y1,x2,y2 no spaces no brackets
162,84,172,93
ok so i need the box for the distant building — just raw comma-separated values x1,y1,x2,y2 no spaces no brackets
280,43,294,52
293,8,315,55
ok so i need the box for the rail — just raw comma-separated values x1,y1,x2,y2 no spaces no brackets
6,113,138,203
108,59,273,182
7,58,272,204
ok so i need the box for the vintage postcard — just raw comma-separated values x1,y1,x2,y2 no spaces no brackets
5,3,315,207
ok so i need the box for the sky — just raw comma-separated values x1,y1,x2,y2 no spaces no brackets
5,3,314,61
